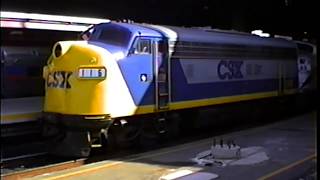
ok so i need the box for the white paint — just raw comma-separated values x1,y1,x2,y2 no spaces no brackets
211,145,241,159
160,169,193,180
112,51,125,61
180,59,281,84
192,146,269,167
230,151,269,165
86,44,138,117
238,146,264,157
182,172,219,180
147,24,178,41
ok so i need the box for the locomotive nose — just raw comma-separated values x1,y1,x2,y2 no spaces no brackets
43,41,113,115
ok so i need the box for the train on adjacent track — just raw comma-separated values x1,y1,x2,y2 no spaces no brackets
0,11,109,137
41,21,317,157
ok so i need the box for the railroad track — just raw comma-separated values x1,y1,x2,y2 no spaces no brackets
1,152,48,163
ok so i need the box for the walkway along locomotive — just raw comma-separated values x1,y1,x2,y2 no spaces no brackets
41,22,312,157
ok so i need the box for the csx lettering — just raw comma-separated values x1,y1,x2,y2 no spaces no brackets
218,60,243,80
47,71,72,89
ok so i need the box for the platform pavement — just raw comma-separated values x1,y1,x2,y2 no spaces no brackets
29,111,316,180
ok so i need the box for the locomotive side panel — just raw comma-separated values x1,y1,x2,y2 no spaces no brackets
169,43,298,110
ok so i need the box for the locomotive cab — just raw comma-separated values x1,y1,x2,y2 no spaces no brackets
42,22,169,156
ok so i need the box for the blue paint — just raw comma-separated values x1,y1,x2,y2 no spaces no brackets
89,23,162,55
86,23,164,106
88,41,127,55
117,54,155,106
165,26,297,48
170,59,294,102
86,22,299,107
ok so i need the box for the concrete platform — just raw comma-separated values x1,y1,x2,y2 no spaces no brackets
30,111,316,180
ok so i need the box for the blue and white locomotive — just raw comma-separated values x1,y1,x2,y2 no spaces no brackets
42,21,307,156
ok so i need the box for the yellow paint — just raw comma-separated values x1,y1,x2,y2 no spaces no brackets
169,91,278,110
123,91,279,116
42,161,123,180
43,41,137,118
135,105,155,114
258,154,316,180
1,112,41,123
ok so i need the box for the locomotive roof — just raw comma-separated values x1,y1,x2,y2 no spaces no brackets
104,22,163,38
158,25,296,48
98,22,296,49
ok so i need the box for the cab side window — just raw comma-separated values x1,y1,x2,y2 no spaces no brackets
134,38,151,54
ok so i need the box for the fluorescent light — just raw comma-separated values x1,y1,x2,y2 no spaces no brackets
251,30,270,37
24,22,89,31
1,11,110,24
0,20,23,28
1,20,89,31
274,35,293,40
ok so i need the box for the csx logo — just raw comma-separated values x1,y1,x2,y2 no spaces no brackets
47,71,72,89
217,60,243,80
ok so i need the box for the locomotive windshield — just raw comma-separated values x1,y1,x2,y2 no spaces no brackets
88,25,132,48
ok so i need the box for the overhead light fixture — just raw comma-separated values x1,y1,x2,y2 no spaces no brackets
0,11,110,25
251,30,270,37
274,35,292,40
0,11,110,31
0,19,89,31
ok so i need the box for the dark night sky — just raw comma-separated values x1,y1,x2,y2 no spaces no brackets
1,0,318,41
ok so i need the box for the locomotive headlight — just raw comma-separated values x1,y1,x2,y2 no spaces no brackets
78,67,106,79
52,41,75,58
54,44,62,58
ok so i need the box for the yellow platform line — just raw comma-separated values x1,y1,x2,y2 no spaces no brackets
258,153,316,180
44,162,123,180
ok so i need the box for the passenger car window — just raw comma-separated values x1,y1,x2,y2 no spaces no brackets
135,39,151,54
